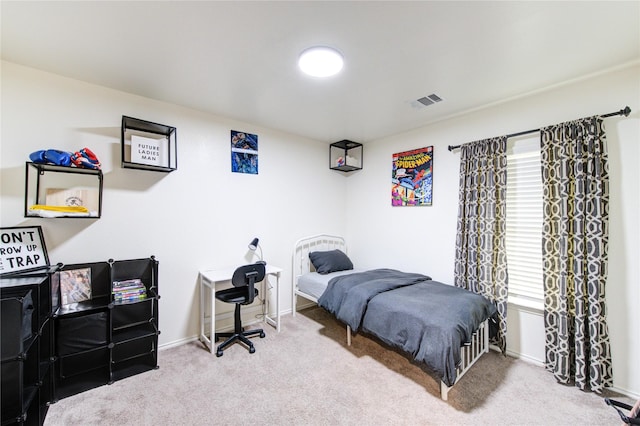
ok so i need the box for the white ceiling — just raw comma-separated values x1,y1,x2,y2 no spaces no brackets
2,1,639,143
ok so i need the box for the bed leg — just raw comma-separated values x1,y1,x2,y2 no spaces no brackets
484,321,489,353
347,325,352,346
292,288,297,317
440,382,450,401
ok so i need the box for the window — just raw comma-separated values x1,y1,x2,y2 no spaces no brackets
505,136,544,308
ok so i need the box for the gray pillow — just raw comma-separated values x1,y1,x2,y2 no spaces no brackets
309,249,354,275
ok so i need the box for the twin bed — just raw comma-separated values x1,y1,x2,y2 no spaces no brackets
291,234,497,400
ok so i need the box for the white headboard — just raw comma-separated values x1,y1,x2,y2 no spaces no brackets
292,234,346,284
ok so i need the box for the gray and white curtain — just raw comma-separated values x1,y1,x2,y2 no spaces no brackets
540,116,613,392
454,137,508,353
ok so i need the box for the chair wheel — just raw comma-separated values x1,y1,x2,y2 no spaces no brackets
260,332,266,338
216,350,223,357
249,347,256,354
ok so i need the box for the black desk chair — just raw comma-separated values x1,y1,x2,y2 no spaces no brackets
214,263,266,357
606,397,640,425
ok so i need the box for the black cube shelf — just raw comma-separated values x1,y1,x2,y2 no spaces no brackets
330,140,363,172
121,116,177,172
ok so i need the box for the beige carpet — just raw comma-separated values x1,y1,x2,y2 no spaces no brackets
45,307,633,425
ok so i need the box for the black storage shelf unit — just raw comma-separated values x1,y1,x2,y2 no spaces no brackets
121,116,177,172
1,268,58,426
52,256,160,402
24,162,103,219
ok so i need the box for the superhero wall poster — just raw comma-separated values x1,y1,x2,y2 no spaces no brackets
231,130,258,174
392,146,433,206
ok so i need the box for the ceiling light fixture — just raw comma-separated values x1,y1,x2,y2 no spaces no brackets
298,46,344,78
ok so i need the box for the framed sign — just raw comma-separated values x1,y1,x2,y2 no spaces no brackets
0,226,50,276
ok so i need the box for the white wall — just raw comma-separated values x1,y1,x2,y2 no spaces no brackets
0,61,347,346
345,63,640,397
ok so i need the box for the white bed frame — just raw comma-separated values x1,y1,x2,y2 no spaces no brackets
292,234,490,401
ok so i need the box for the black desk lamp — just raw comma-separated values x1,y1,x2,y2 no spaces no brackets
248,237,265,264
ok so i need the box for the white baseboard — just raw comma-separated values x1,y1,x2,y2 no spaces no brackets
610,386,640,400
159,336,198,351
295,300,316,312
505,349,544,367
503,348,639,399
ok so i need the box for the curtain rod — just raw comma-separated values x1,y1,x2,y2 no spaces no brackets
447,106,632,152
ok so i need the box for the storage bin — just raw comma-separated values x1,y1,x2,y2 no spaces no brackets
58,346,109,378
1,293,34,360
112,334,156,363
56,311,108,356
112,352,157,382
1,360,22,419
112,299,153,330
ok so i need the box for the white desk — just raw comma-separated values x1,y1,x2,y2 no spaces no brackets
199,264,282,354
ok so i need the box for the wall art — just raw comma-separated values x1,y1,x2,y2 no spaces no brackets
59,267,92,305
391,146,433,206
231,130,258,174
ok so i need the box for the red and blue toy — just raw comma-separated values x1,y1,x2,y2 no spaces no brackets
29,147,101,170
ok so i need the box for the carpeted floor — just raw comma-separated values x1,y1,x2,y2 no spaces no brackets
45,307,633,425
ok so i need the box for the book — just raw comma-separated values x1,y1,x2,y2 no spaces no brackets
113,278,144,290
60,268,92,305
114,294,147,302
114,288,146,296
113,278,147,302
113,278,142,286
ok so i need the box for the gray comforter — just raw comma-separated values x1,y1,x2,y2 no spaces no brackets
318,269,497,386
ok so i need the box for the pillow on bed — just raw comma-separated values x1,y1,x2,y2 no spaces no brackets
309,249,354,275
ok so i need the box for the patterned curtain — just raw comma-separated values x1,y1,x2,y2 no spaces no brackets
540,116,613,393
454,137,508,353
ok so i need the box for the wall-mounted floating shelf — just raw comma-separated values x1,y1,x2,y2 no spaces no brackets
24,162,103,219
121,116,177,173
330,140,363,172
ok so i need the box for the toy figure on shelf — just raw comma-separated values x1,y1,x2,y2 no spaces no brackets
71,148,101,170
29,147,101,170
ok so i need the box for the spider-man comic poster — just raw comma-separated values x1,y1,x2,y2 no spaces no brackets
231,130,258,174
391,146,433,206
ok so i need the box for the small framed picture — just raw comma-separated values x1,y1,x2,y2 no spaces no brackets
59,268,92,305
0,226,50,276
231,130,259,174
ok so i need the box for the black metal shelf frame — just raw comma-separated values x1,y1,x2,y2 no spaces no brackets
24,162,103,219
121,116,177,173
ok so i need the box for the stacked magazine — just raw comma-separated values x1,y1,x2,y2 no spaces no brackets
112,278,147,303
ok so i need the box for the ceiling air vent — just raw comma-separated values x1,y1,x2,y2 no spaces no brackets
417,93,443,106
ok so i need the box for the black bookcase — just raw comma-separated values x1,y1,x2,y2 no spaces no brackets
1,266,59,426
52,256,160,401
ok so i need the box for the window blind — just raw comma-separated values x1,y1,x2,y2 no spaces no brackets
505,142,544,303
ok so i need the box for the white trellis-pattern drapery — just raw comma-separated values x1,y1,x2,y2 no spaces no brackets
540,116,613,392
454,136,509,353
